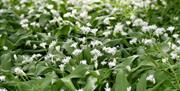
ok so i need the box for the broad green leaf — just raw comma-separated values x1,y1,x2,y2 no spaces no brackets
55,25,71,38
61,39,74,55
0,53,12,70
68,65,93,78
147,80,165,91
114,69,129,91
115,55,139,69
39,14,51,26
136,73,147,91
17,72,57,91
84,76,97,91
98,68,112,83
61,77,76,91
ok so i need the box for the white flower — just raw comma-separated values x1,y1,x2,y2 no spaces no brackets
133,18,148,26
175,47,180,52
80,11,88,19
30,54,42,60
72,49,83,56
72,9,77,15
154,28,165,36
174,17,179,21
103,17,115,25
177,39,180,44
71,42,78,48
14,67,26,76
162,58,168,63
0,76,5,82
59,64,65,72
82,0,97,4
171,44,177,50
25,40,31,46
163,33,168,38
103,18,110,25
167,26,175,33
14,54,18,60
142,39,154,45
76,88,83,91
146,74,155,84
39,42,47,49
49,41,57,49
103,31,111,37
55,45,60,51
60,89,65,91
126,21,131,25
114,23,124,33
90,40,102,47
46,4,54,9
44,53,54,61
108,59,116,68
72,66,76,70
86,23,92,26
129,38,137,44
80,60,87,64
33,44,37,49
149,25,157,30
126,65,131,72
101,61,107,65
62,56,71,64
95,70,100,75
94,60,98,69
127,86,131,91
3,46,8,50
63,12,72,17
142,26,150,32
78,37,86,43
121,31,128,36
91,49,103,59
103,47,117,55
91,29,98,35
170,52,178,59
20,19,29,28
68,0,78,5
81,26,91,34
20,0,28,3
172,34,179,39
30,22,38,27
0,88,7,91
47,33,51,37
104,83,111,91
21,24,28,29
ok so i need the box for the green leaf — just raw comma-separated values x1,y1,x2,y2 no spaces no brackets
98,68,112,83
39,14,51,26
55,25,71,38
68,65,93,78
18,72,57,91
60,65,93,90
0,53,12,70
84,76,97,91
61,39,74,55
82,48,92,63
115,55,139,69
61,77,76,91
114,69,129,91
136,73,147,91
147,80,164,91
51,79,65,91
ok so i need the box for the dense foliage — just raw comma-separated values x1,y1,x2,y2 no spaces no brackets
0,0,180,91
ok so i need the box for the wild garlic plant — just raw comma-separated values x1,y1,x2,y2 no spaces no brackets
0,0,180,91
